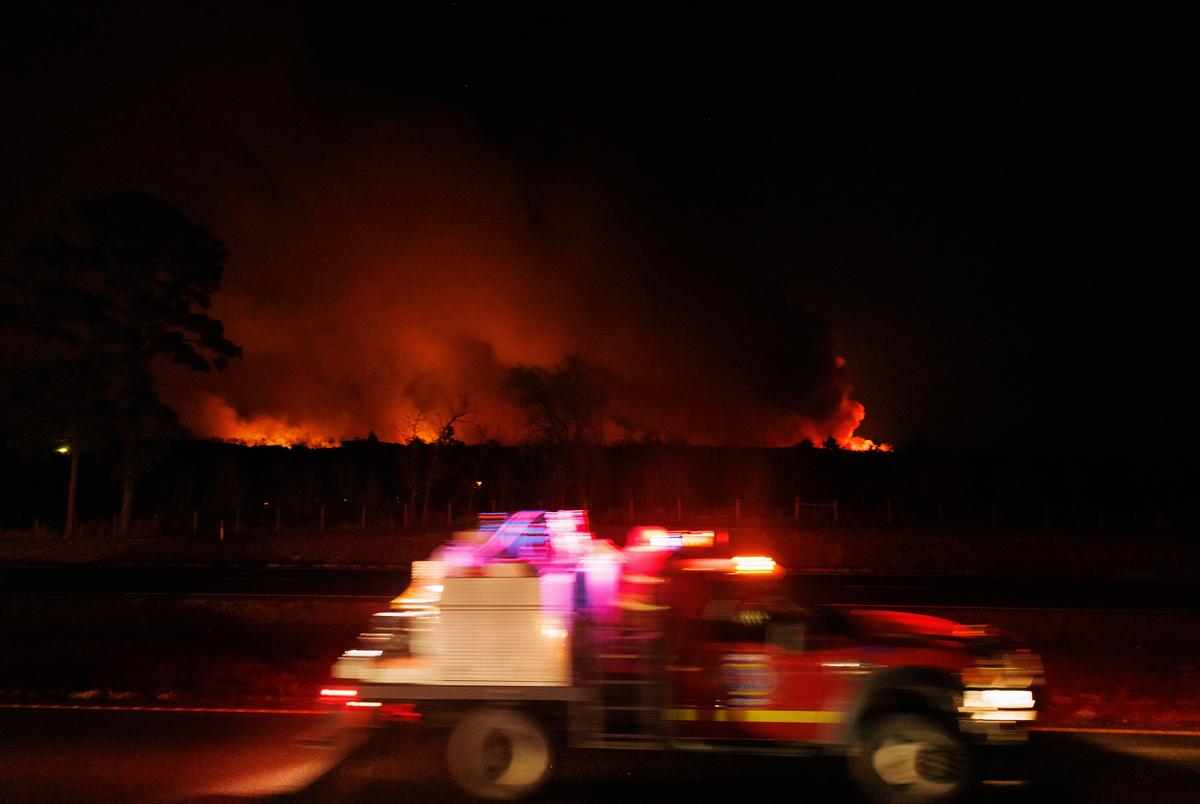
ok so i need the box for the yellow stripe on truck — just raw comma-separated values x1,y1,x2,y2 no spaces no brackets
662,708,843,724
663,708,699,721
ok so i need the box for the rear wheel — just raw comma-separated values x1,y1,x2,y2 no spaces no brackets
445,707,552,800
848,714,973,803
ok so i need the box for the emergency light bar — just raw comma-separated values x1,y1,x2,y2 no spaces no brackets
640,529,717,551
679,530,716,548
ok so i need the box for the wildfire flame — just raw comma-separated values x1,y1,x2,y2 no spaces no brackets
187,393,340,448
177,358,890,451
765,357,892,451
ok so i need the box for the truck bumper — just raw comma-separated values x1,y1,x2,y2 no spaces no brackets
960,716,1032,743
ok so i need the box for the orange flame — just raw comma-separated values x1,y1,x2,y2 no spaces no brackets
184,393,340,448
769,357,892,451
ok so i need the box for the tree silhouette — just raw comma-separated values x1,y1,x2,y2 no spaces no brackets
1,192,241,536
420,397,472,524
503,355,606,446
504,355,607,506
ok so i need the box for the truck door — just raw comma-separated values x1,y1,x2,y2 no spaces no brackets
666,581,858,744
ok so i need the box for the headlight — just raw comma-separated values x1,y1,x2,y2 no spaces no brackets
962,689,1035,709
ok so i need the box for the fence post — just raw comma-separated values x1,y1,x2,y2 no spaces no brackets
219,519,224,542
319,505,325,531
491,499,497,512
191,510,198,536
360,503,366,529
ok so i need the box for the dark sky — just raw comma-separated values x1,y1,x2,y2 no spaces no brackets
2,5,1194,449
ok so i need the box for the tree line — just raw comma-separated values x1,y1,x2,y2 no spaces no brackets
0,193,616,536
2,194,1189,539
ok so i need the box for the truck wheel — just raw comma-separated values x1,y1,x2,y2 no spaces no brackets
847,714,972,803
445,707,552,800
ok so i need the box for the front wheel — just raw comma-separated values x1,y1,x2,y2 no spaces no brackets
445,707,552,800
847,714,973,803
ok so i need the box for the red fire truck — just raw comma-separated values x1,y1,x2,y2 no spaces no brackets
319,511,1042,802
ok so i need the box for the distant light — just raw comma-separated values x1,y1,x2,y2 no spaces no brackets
319,688,357,698
346,701,382,708
342,649,383,658
55,445,70,454
474,480,483,488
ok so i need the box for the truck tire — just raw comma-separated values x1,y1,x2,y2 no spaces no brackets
445,707,552,800
847,714,972,804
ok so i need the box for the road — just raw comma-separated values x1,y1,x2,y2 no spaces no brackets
0,707,1196,803
0,565,1194,610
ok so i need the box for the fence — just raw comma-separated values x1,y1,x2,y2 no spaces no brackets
2,495,1141,540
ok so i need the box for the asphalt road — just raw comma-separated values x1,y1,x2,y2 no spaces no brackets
0,707,1196,803
0,565,1194,610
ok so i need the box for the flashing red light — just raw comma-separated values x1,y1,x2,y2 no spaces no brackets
381,702,421,722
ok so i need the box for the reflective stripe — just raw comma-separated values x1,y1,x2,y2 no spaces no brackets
662,707,843,724
663,707,698,721
734,709,843,724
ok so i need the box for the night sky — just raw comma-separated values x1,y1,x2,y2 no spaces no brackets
2,5,1194,450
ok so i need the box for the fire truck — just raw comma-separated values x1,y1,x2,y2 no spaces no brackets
319,510,1043,802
